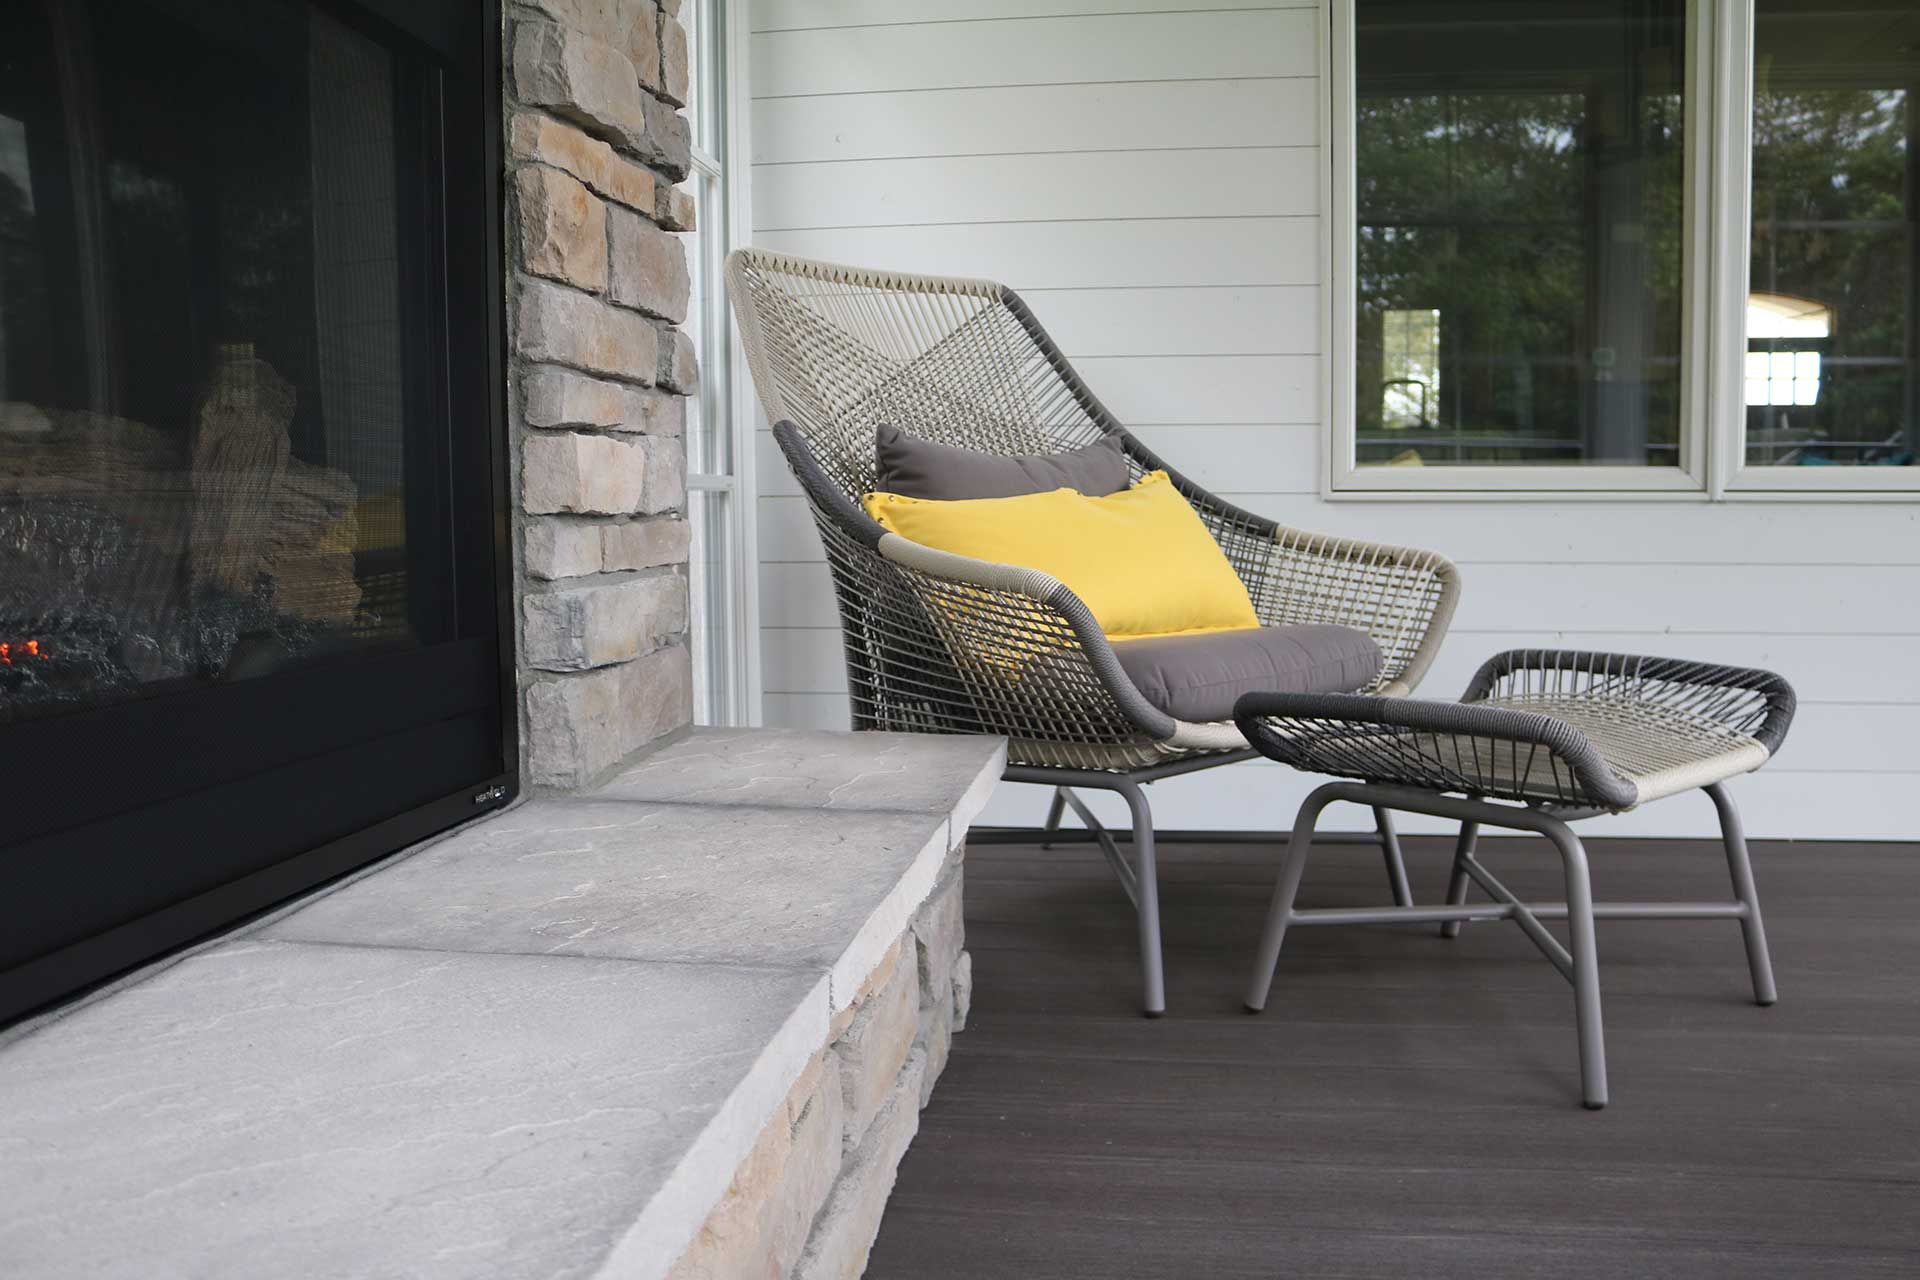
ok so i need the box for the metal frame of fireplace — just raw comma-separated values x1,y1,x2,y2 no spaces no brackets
0,0,515,1025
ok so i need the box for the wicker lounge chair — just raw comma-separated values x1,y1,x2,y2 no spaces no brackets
726,249,1461,1014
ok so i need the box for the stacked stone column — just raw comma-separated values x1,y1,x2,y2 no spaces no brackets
667,849,974,1280
506,0,698,787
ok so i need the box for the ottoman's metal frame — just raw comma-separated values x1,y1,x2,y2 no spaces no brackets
1243,779,1777,1110
1235,650,1797,1110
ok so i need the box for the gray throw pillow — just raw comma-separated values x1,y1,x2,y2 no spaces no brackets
873,423,1130,500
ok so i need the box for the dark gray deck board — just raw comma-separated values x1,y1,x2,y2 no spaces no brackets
869,834,1920,1278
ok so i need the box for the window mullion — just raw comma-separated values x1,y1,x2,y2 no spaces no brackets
1707,0,1755,498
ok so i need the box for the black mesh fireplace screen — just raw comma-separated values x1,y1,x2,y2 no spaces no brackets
0,0,511,1023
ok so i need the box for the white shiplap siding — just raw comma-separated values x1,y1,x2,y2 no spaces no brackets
746,0,1920,839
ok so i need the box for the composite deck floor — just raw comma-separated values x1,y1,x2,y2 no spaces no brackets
869,827,1920,1278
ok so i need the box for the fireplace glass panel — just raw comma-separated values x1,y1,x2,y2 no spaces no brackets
0,0,452,726
0,0,505,1028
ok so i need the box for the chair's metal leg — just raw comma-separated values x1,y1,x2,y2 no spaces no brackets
1541,817,1608,1110
1245,782,1346,1013
1040,787,1069,850
1706,782,1778,1007
1439,815,1481,940
1114,780,1165,1018
1373,806,1413,908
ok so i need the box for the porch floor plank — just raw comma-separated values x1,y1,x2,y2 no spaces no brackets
869,833,1920,1278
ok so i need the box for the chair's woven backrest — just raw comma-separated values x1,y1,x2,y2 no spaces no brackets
726,250,1286,590
727,250,1205,755
727,249,1139,499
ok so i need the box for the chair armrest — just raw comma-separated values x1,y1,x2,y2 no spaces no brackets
1247,529,1462,698
873,535,1179,743
1232,690,1639,810
1463,650,1797,754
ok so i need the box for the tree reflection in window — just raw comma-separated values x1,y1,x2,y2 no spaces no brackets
1352,2,1688,468
1746,0,1918,468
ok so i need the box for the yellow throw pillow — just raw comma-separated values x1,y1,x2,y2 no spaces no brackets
862,471,1259,638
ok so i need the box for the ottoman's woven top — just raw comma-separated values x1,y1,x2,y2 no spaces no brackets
1234,650,1797,812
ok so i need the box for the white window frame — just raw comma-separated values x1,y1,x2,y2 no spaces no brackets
1323,0,1920,500
1706,0,1920,499
682,0,762,724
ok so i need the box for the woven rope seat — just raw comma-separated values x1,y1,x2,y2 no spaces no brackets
1236,650,1797,812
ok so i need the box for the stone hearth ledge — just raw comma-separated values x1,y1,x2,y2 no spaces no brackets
0,728,1006,1280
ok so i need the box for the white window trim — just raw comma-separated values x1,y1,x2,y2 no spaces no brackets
684,0,762,725
722,0,763,725
1323,0,1919,501
1707,0,1920,498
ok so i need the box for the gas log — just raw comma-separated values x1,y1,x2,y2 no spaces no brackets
3,348,361,626
0,350,363,714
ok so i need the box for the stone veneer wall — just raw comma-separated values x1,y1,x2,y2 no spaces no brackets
504,0,698,788
669,850,971,1280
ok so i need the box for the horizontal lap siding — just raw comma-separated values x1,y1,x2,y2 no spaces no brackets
747,2,1918,839
750,2,1319,33
753,219,1320,288
753,80,1318,162
753,149,1316,228
750,10,1317,97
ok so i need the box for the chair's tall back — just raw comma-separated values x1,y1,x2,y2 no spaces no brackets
724,249,1457,748
726,250,1126,501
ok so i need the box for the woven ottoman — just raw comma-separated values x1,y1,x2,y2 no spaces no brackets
1233,650,1797,1110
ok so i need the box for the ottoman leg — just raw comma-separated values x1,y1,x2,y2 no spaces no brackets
1438,814,1481,940
1543,817,1609,1110
1245,782,1344,1013
1706,782,1779,1007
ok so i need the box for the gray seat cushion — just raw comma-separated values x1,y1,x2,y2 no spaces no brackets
1110,624,1384,723
874,423,1129,499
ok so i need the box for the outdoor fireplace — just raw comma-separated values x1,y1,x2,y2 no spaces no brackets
0,0,510,1022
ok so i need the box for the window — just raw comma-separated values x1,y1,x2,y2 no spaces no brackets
681,0,757,720
1329,0,1920,495
1733,0,1919,483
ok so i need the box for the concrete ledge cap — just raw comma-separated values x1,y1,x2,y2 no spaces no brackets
0,729,1006,1280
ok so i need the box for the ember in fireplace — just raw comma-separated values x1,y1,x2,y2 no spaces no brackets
0,639,49,664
